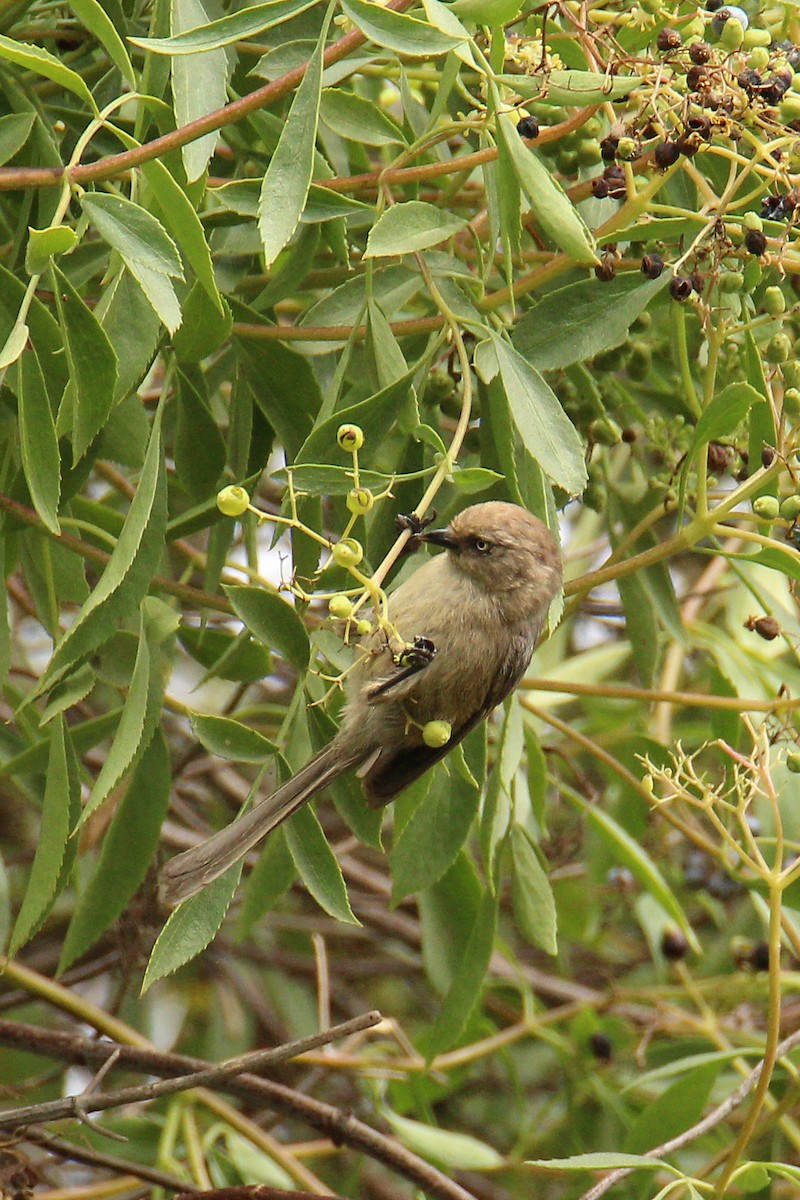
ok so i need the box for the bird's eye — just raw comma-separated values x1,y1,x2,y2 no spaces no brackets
474,538,491,553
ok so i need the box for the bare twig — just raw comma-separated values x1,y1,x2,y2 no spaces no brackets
25,1130,199,1193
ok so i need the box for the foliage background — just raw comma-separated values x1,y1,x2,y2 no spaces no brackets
3,0,800,1196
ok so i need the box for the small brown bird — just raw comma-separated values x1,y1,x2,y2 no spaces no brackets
159,501,562,907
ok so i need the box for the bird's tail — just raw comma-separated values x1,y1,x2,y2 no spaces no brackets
159,745,352,908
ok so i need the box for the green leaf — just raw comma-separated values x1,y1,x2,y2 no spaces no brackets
284,804,359,924
234,316,321,458
25,225,78,275
0,112,35,166
687,381,758,456
491,334,586,494
52,264,119,464
173,283,232,363
390,763,480,903
573,795,699,951
34,405,167,695
258,11,331,266
171,0,231,182
59,731,171,972
191,713,277,761
426,890,497,1057
69,0,135,83
80,597,177,824
274,462,428,495
82,193,183,278
130,0,318,52
141,159,224,312
143,861,243,990
494,70,640,106
295,368,415,467
495,110,598,265
0,323,28,370
449,0,521,23
527,1152,669,1171
8,717,78,956
179,624,273,683
451,466,504,494
18,348,61,534
341,0,463,56
513,273,671,372
623,1061,720,1155
733,1164,771,1194
320,89,404,145
419,852,482,994
365,201,467,257
223,584,310,672
382,1109,503,1170
237,827,296,937
510,823,557,955
174,368,226,497
96,267,162,404
0,34,97,111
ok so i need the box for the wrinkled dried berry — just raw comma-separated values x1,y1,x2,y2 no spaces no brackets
669,275,693,300
707,442,730,473
738,69,763,97
762,445,777,467
686,65,708,91
773,39,800,69
641,252,665,279
685,113,712,139
602,164,627,198
657,26,681,51
689,39,712,63
600,135,619,161
517,115,540,139
595,260,616,282
591,177,610,198
761,192,797,220
654,140,680,168
689,271,705,294
744,228,767,254
675,135,700,156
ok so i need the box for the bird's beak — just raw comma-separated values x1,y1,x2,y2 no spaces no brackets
420,527,458,549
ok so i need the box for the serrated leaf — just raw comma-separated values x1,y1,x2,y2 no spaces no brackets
131,0,317,52
495,69,640,106
142,861,243,990
82,193,183,278
258,11,331,266
284,803,359,924
18,348,60,534
34,406,167,695
295,367,415,466
141,158,224,312
192,713,277,761
223,584,310,672
365,201,466,257
513,273,670,372
171,0,232,181
495,110,597,265
341,0,463,56
8,717,76,956
510,823,557,954
59,731,170,972
491,334,586,494
52,264,118,464
390,764,480,903
69,0,135,82
0,34,97,111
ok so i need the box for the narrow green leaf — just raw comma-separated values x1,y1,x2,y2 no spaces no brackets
320,89,404,145
237,827,296,937
624,1061,720,1155
8,717,75,955
131,0,318,52
0,112,35,166
390,764,480,903
0,323,28,370
25,225,78,275
513,273,670,372
52,264,118,464
365,201,467,258
258,10,331,266
451,467,504,493
295,368,415,466
18,348,61,534
82,193,183,278
495,70,640,106
341,0,463,56
426,891,497,1057
96,267,162,404
0,34,97,111
687,381,757,456
492,334,587,494
142,158,224,311
419,852,482,994
191,713,277,761
382,1109,503,1170
179,624,273,683
142,862,243,989
284,804,359,924
69,0,136,82
171,0,231,181
34,406,167,695
510,823,557,955
174,368,226,496
495,110,598,265
60,731,171,972
223,584,310,672
125,260,182,333
527,1153,669,1172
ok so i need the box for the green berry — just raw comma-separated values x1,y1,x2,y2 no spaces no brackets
752,495,780,520
784,387,800,416
331,537,364,568
616,136,638,160
787,750,800,773
356,618,373,636
576,139,602,166
746,46,770,70
337,423,365,451
742,26,771,48
718,17,745,50
422,720,452,748
784,361,800,388
743,211,763,233
767,333,792,364
743,259,762,291
346,487,374,515
216,485,250,517
763,286,786,316
779,494,800,521
589,417,622,446
328,594,354,619
780,93,800,123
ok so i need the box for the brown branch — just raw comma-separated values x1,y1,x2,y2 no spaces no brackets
0,0,416,192
0,1019,479,1200
25,1130,199,1194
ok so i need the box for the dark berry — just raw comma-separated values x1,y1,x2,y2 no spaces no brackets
762,445,777,467
737,69,763,97
595,260,616,282
705,0,724,10
661,928,689,961
689,40,712,63
654,140,680,168
744,228,767,255
517,115,540,139
657,26,681,51
706,871,742,900
749,615,780,640
621,427,637,443
686,113,712,139
591,177,610,198
686,65,707,90
689,271,705,294
641,252,665,279
600,135,619,161
589,1032,613,1061
750,941,771,971
675,135,700,156
669,275,693,300
707,441,729,472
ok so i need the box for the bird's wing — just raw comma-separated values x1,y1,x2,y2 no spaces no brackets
361,634,534,805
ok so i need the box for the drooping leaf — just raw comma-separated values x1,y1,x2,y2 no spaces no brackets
510,823,557,955
142,861,243,990
0,34,96,110
223,584,310,672
18,348,60,534
426,890,497,1057
390,763,480,903
284,803,359,924
340,0,463,56
69,0,135,82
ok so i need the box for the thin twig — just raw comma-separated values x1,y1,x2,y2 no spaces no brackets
25,1130,199,1194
